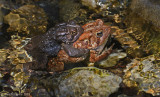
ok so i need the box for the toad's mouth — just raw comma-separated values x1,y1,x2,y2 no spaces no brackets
94,35,113,55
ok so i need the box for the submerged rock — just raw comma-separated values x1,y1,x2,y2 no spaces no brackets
123,55,160,96
124,0,160,54
4,5,48,36
0,35,32,66
0,49,8,65
81,0,128,21
0,6,10,32
54,67,122,97
0,8,3,32
111,26,147,58
130,0,160,29
81,0,97,10
0,35,32,96
97,50,127,68
59,0,87,24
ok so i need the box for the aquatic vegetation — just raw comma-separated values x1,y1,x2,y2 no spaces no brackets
4,5,48,36
54,67,122,97
123,55,160,96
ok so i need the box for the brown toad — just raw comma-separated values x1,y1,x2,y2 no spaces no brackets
24,21,83,70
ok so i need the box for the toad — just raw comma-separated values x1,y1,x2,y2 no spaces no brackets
73,19,114,63
24,21,83,70
49,19,114,70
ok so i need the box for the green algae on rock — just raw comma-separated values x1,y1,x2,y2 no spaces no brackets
55,67,122,97
4,5,48,36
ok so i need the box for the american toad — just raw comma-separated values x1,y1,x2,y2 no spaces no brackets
73,19,114,62
47,20,83,44
24,21,83,70
50,19,113,70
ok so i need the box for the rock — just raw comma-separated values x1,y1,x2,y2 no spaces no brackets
55,67,122,97
97,50,127,68
123,55,160,96
0,8,3,32
4,5,48,36
130,0,160,29
124,0,160,54
59,0,87,24
81,0,97,10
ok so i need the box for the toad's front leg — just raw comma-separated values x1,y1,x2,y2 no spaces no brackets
48,49,88,72
62,43,89,57
89,44,114,63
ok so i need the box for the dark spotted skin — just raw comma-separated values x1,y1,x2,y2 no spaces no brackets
24,21,83,70
47,20,83,44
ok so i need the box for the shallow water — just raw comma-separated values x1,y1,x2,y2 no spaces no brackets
0,0,160,97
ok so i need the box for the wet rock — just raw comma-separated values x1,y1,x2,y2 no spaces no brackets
118,94,134,97
81,0,97,10
123,55,160,96
124,0,160,54
0,6,10,32
37,0,59,27
81,0,128,22
59,0,88,24
111,26,147,58
130,0,160,29
31,88,52,97
54,67,122,97
4,5,48,36
0,35,33,96
0,8,3,32
97,50,127,68
0,0,34,10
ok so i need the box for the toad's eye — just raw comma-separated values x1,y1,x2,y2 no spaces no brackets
96,31,103,37
71,31,77,34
